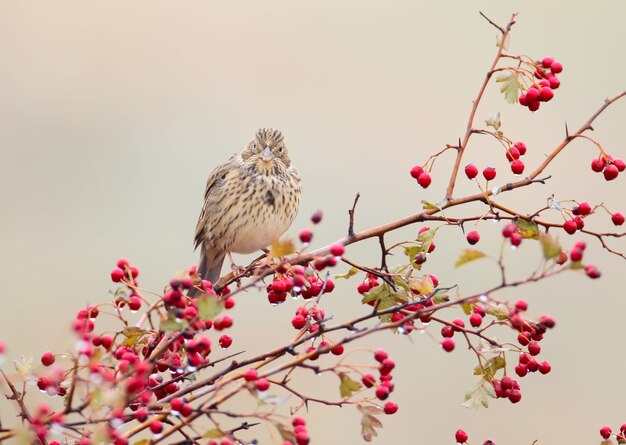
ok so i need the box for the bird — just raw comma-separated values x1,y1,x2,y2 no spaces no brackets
190,128,301,295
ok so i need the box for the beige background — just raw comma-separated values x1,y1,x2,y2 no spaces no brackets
1,1,626,443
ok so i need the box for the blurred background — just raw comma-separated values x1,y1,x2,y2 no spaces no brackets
1,1,625,443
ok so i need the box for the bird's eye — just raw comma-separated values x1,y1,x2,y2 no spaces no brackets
252,142,257,149
278,146,284,153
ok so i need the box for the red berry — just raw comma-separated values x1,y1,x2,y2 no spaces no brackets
218,335,232,349
505,146,520,161
570,248,583,262
482,167,496,181
452,318,465,330
417,172,432,188
591,157,606,172
410,165,424,179
550,61,563,73
576,201,592,216
293,417,306,427
291,315,306,329
528,341,541,356
41,351,55,367
518,93,528,106
563,219,577,235
574,216,585,230
538,361,552,374
441,325,454,338
614,158,626,172
612,212,625,226
508,389,522,403
541,57,554,68
329,243,344,256
362,373,376,388
383,401,398,415
330,344,344,355
526,87,540,101
171,397,184,412
464,163,479,179
539,87,554,102
111,268,125,283
299,229,313,243
514,141,527,155
466,230,480,245
515,299,528,311
604,164,619,181
244,369,258,381
510,159,525,175
510,232,522,246
310,209,323,224
374,349,388,362
469,312,483,328
441,338,455,352
150,420,163,434
501,223,515,238
600,426,612,440
255,378,270,391
515,364,528,377
585,264,601,279
455,429,469,443
128,296,141,311
546,74,560,89
375,385,390,400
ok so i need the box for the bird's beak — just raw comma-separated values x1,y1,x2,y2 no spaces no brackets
261,146,274,162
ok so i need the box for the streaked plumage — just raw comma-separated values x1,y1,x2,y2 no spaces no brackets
191,128,301,293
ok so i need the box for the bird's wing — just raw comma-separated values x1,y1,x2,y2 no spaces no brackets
194,157,237,250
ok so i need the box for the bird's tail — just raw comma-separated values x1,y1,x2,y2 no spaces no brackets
188,252,225,297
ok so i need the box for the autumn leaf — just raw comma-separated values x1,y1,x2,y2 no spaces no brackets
357,405,384,442
270,238,296,257
462,379,496,409
473,355,506,380
515,219,540,239
335,267,359,280
539,233,561,260
339,372,362,398
160,312,187,332
197,295,224,320
496,72,521,104
455,249,487,268
275,423,296,442
203,429,223,439
408,275,434,296
121,327,149,347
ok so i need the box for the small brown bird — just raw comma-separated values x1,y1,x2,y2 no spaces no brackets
190,128,301,294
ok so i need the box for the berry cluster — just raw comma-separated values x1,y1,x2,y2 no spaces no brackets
281,417,311,445
410,165,432,189
599,423,626,442
455,429,495,445
361,349,399,415
519,57,562,112
591,154,625,181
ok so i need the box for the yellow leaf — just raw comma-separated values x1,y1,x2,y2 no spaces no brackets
455,249,487,268
270,238,296,257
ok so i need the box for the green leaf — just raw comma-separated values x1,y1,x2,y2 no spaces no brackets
121,327,149,347
455,249,487,268
421,200,439,210
515,219,540,239
339,372,362,398
539,233,561,260
203,429,223,439
197,295,224,320
336,267,359,280
160,312,187,332
485,112,501,131
462,379,495,409
408,275,434,296
474,355,506,380
496,72,521,104
357,405,383,442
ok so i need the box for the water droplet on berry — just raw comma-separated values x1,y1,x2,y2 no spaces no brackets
479,294,488,302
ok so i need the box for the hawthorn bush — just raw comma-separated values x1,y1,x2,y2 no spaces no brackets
1,13,625,445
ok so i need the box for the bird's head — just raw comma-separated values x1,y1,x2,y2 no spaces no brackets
242,128,292,169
